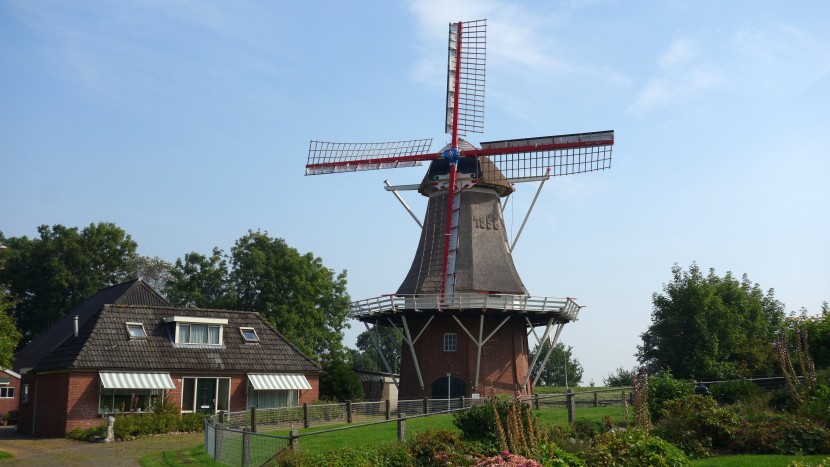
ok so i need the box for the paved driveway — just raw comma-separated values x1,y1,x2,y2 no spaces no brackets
0,426,204,466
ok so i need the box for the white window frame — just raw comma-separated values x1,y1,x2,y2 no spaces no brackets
443,333,457,352
165,316,227,346
240,327,260,342
180,376,232,414
125,322,147,339
0,386,16,398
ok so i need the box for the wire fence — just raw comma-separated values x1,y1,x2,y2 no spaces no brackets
203,377,792,466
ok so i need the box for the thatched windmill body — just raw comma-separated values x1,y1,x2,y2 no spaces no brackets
306,19,614,398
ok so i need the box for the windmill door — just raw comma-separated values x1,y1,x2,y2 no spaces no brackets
431,376,467,399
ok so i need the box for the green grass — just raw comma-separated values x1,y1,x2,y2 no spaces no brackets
0,450,12,460
691,454,830,466
139,444,224,467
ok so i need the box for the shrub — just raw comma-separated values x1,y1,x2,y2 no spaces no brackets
453,398,510,444
112,412,204,440
799,384,830,426
407,430,470,466
730,414,830,455
66,424,106,441
582,428,691,466
769,387,799,412
603,366,636,387
710,379,762,405
652,395,740,458
571,420,604,439
273,444,414,466
648,371,693,421
453,396,548,459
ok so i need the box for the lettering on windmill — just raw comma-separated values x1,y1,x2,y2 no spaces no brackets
474,216,500,230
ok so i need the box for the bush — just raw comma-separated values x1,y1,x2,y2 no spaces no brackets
799,384,830,426
582,428,691,466
710,379,762,405
730,414,830,455
652,395,740,458
648,372,693,421
113,412,204,440
603,366,636,387
407,430,470,466
273,444,414,466
571,420,604,439
769,387,799,412
66,424,106,441
453,398,510,444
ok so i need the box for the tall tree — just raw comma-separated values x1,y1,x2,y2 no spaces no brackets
165,231,350,360
790,302,830,370
530,341,584,387
352,326,402,374
0,289,21,368
127,255,173,296
0,223,138,341
637,263,785,379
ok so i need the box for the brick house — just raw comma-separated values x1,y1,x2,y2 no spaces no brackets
0,367,21,422
14,279,321,436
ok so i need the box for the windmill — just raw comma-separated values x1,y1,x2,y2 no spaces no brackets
306,19,613,398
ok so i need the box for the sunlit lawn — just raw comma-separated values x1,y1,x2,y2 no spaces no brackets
692,454,829,466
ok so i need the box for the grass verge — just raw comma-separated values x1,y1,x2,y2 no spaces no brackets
0,450,12,459
139,444,223,467
692,454,830,466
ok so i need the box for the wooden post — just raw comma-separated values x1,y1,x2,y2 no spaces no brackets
242,428,251,467
397,413,406,442
251,406,257,433
289,429,298,450
422,397,428,414
593,391,599,408
303,402,309,429
566,389,575,424
458,396,464,411
385,399,391,420
346,400,353,423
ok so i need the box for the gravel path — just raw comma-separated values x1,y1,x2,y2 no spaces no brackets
0,426,204,466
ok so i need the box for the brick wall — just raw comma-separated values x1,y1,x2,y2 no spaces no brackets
0,369,21,417
399,314,531,399
300,374,319,404
65,372,101,433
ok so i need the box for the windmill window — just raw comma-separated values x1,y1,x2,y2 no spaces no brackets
126,322,147,339
240,327,260,342
443,333,457,352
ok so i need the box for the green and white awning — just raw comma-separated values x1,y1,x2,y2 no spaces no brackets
99,372,175,390
248,374,311,391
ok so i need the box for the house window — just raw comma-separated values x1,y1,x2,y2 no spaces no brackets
165,316,227,345
246,385,298,410
240,327,259,342
21,384,28,403
0,387,14,398
99,388,162,413
126,322,147,339
181,377,231,413
178,323,221,344
444,333,457,352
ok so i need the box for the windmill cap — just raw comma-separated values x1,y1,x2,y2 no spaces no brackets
419,139,514,196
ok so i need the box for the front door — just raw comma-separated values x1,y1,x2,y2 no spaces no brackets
196,378,216,414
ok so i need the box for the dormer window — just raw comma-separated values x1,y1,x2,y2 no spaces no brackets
240,327,259,342
164,316,227,346
126,322,147,339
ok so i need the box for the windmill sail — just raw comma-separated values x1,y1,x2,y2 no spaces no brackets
445,19,487,137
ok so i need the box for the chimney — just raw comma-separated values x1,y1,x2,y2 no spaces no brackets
74,315,79,337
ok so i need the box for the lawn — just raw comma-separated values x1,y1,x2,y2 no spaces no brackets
0,450,12,460
692,454,830,466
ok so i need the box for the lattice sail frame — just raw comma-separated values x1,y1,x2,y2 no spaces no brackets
445,19,486,137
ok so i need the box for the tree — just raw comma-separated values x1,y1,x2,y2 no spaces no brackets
165,231,351,360
603,366,637,387
789,301,830,370
529,341,583,387
319,353,365,402
127,255,173,296
0,223,138,341
637,263,785,379
352,326,402,374
0,289,21,368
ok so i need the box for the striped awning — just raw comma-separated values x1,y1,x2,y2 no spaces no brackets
99,372,175,390
248,374,311,391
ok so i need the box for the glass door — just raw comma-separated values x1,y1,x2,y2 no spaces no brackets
196,378,217,414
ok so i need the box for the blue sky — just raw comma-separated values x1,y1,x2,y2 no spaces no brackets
1,0,828,384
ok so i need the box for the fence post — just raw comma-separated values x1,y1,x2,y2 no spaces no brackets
566,389,575,424
458,396,465,410
534,393,539,410
251,406,257,433
593,391,599,407
346,400,353,423
289,429,299,450
621,391,626,406
242,428,251,467
303,402,309,429
422,397,428,414
385,399,391,420
397,413,406,442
